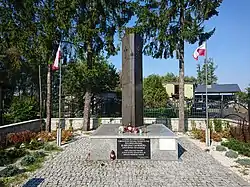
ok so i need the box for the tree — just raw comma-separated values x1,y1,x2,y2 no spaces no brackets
134,0,222,132
236,86,250,105
143,75,168,108
162,73,178,83
73,0,133,130
197,58,218,85
162,73,196,83
31,0,76,131
62,57,119,118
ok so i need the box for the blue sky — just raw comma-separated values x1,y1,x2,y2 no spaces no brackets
109,0,250,91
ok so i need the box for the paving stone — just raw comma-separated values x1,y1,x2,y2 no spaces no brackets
22,136,249,187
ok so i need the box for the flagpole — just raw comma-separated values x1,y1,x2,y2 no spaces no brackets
57,45,62,147
39,65,42,130
205,41,210,147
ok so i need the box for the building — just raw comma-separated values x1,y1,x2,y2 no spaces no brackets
163,83,195,100
195,84,241,101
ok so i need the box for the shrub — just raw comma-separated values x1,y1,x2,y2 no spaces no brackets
221,129,231,139
7,148,28,159
26,139,44,150
6,130,37,146
0,165,22,177
62,130,73,142
222,139,250,157
33,151,47,158
212,132,222,142
225,150,238,158
214,119,223,133
20,155,37,166
216,145,227,151
43,143,61,151
236,158,250,166
0,148,28,166
0,150,11,166
36,131,56,142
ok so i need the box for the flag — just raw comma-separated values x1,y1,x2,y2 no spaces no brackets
52,45,61,71
193,42,206,60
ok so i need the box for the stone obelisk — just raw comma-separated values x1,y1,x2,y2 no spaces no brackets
122,33,143,127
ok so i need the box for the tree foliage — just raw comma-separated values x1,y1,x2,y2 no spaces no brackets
197,58,218,85
236,86,250,105
63,57,119,98
162,72,197,83
143,75,168,108
133,0,222,132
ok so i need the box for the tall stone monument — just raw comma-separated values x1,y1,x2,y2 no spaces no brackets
122,33,143,127
89,32,179,161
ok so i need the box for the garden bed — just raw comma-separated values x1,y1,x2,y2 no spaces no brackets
185,119,250,184
0,129,74,187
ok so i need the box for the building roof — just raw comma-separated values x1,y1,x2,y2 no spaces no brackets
195,84,241,93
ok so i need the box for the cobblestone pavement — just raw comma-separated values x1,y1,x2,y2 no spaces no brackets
22,136,250,187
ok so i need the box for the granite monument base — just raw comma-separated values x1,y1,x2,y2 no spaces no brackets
89,124,178,161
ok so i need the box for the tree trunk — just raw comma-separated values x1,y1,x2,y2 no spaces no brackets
178,5,185,132
83,88,92,131
83,41,93,131
46,64,52,132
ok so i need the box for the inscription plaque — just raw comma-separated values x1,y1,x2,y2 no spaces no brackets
117,138,151,159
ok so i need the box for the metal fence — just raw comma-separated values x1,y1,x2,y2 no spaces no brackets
54,96,249,120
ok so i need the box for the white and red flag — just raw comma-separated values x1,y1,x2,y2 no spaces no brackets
52,45,62,71
193,42,206,60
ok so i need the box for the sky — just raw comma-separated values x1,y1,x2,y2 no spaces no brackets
109,0,250,91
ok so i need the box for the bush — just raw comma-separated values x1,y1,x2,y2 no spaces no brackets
36,131,56,142
0,150,11,166
222,139,250,157
43,143,61,151
62,130,73,142
225,150,238,158
216,145,227,151
7,148,28,159
20,155,37,166
26,139,44,150
0,165,22,177
214,119,223,133
0,148,28,166
192,129,205,142
221,129,231,139
212,132,222,142
236,158,250,166
6,130,37,146
33,151,47,158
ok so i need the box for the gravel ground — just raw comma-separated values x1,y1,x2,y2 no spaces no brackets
21,135,250,187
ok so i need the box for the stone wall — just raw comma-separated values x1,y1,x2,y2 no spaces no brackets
52,117,246,132
0,119,42,145
51,118,98,131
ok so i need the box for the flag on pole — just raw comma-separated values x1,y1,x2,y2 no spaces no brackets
193,42,206,60
52,45,61,71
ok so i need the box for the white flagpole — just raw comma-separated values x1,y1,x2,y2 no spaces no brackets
57,44,62,147
205,41,210,147
39,65,42,130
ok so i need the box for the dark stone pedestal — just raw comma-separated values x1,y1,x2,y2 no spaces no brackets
122,33,143,127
